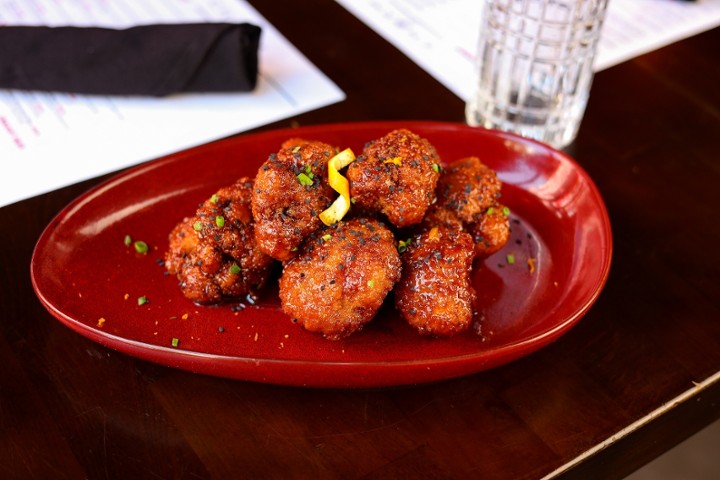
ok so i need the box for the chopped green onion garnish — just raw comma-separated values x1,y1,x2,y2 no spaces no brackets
487,207,495,216
367,280,374,288
297,172,313,186
171,338,179,347
193,221,203,231
210,194,219,204
230,263,241,275
292,145,301,153
502,206,510,217
432,163,440,173
398,238,413,253
321,234,332,242
134,241,149,254
137,296,148,305
215,215,225,227
124,234,132,246
507,254,515,265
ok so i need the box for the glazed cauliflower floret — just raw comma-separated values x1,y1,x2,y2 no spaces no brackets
279,218,401,340
165,178,275,304
394,226,477,337
251,139,337,261
347,129,440,228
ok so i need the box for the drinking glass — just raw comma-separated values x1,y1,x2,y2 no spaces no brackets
465,0,609,149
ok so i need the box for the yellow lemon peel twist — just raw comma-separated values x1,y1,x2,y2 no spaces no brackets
319,148,356,226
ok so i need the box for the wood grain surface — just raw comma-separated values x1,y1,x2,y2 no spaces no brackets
1,2,718,479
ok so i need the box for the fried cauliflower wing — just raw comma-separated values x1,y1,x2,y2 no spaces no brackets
395,227,477,337
436,156,501,224
279,218,401,340
469,204,511,257
347,129,440,228
251,139,337,261
431,157,510,258
165,178,275,304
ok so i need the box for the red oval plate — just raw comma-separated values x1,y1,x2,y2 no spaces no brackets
31,121,611,388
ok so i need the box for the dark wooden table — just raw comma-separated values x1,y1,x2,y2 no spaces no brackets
2,2,719,479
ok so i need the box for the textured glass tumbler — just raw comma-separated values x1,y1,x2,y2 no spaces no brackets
465,0,608,149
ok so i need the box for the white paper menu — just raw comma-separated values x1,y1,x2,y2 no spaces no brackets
0,0,345,208
336,0,720,100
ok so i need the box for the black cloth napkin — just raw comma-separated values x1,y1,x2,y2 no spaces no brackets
0,23,261,96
